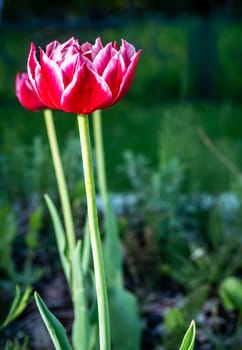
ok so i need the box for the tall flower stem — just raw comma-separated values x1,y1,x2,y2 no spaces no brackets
77,114,110,350
93,110,108,209
44,109,76,258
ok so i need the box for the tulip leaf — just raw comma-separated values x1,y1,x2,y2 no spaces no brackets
44,194,71,288
108,287,141,350
34,292,73,350
72,240,89,350
103,197,141,350
178,320,196,350
0,285,32,329
81,220,91,276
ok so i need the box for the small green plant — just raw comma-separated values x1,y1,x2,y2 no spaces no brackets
179,321,196,350
0,203,44,289
4,338,29,350
1,286,31,350
0,286,32,330
164,287,207,349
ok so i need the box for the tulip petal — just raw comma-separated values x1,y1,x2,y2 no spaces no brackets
91,37,104,60
60,38,80,59
93,43,113,75
61,63,112,114
120,39,137,66
60,53,87,83
46,40,60,58
102,52,126,101
15,73,46,111
27,43,43,101
34,49,64,109
114,49,142,103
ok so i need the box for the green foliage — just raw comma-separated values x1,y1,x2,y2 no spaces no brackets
44,194,71,288
219,276,242,312
0,203,43,287
0,286,32,329
108,287,140,350
164,286,207,349
0,205,17,277
178,321,196,350
1,135,83,202
25,205,43,250
170,203,242,290
122,108,242,290
101,196,141,350
1,137,53,201
102,198,141,348
4,337,29,350
72,241,89,350
34,292,73,350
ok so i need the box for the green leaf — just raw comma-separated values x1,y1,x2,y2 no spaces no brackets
103,197,141,350
219,276,242,312
1,286,32,329
72,240,89,350
81,220,91,276
44,194,71,288
178,320,196,350
34,292,73,350
109,287,141,350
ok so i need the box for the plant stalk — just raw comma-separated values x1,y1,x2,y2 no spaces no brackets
77,114,110,350
44,109,76,258
93,110,108,209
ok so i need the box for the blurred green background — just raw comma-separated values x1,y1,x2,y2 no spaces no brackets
1,1,242,195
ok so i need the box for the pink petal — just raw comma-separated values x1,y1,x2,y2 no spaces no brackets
34,49,64,109
91,37,104,60
93,43,113,75
80,41,92,53
46,40,60,58
120,39,137,66
60,53,83,84
113,49,142,103
60,37,79,51
102,52,126,101
60,37,80,57
27,43,42,98
61,63,112,114
113,41,118,50
15,72,46,111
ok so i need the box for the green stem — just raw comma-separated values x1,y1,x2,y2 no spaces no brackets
93,110,108,209
77,114,110,350
93,109,123,288
44,109,76,258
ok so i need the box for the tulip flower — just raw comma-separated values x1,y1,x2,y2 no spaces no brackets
26,37,141,114
15,36,141,350
15,72,46,111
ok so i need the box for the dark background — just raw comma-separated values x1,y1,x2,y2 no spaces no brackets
2,0,242,21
